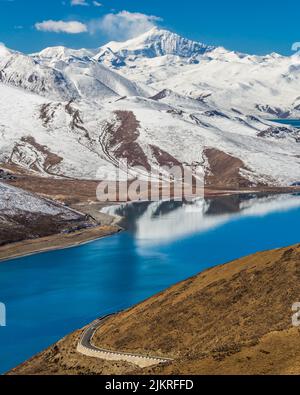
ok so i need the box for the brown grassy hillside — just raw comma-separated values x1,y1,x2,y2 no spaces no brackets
10,244,300,375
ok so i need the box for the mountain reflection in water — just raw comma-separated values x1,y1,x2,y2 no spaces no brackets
103,193,300,246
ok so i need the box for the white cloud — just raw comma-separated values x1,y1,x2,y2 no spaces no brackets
35,20,88,34
71,0,89,6
34,10,161,38
70,0,102,5
89,11,162,40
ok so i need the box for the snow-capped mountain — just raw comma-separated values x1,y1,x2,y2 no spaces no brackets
0,29,299,186
33,46,94,63
0,44,152,101
93,29,300,119
0,46,79,100
96,27,214,60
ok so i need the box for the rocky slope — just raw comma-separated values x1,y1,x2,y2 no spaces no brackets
0,181,93,246
10,243,300,375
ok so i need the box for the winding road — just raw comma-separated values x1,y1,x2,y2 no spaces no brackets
77,314,174,368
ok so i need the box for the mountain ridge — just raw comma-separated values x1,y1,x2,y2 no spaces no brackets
0,28,299,186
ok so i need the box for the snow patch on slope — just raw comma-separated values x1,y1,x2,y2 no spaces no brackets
0,181,80,219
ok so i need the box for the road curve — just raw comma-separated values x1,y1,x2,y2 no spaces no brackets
77,314,174,368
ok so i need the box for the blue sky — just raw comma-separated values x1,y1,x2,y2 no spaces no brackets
0,0,299,55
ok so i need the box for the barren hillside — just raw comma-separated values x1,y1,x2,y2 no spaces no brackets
0,181,93,246
10,243,300,375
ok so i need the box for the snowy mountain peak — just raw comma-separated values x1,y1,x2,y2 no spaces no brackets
33,46,94,63
0,28,299,187
97,27,215,60
0,43,14,58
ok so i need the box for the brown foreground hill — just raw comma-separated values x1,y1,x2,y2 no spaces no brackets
10,243,300,375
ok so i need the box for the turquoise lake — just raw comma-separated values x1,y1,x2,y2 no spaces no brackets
269,119,300,128
0,193,300,374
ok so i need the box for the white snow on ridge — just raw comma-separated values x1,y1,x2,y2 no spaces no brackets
32,46,95,62
1,46,153,101
0,181,80,219
97,27,214,59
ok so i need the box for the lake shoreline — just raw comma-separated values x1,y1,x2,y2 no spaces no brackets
1,192,300,374
0,224,122,263
9,242,300,375
0,186,299,263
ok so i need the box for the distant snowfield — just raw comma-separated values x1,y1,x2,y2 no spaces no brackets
0,27,299,185
119,49,300,117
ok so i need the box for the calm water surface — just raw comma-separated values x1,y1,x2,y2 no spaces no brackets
269,119,300,128
0,193,300,373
